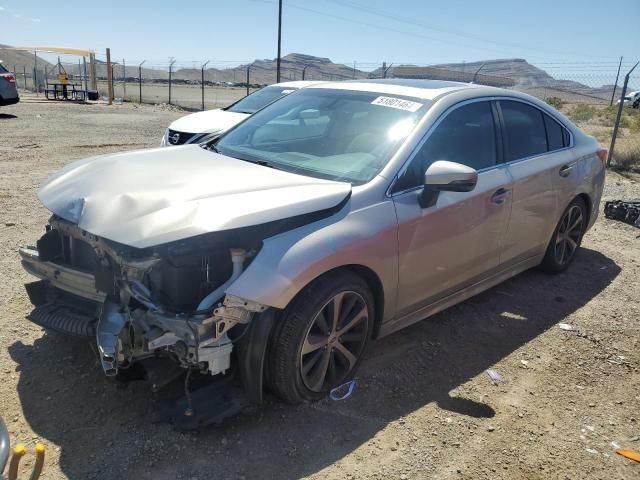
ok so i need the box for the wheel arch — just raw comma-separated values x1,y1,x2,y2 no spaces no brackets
575,192,592,230
284,263,386,339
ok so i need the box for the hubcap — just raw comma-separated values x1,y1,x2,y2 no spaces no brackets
300,291,369,392
554,205,583,265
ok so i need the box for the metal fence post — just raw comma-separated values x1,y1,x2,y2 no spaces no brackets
138,60,145,104
302,64,310,80
607,61,639,167
168,59,175,105
34,50,38,94
610,56,623,107
23,66,26,90
122,58,126,99
383,63,394,79
106,48,113,105
201,60,209,111
246,65,250,96
472,62,487,83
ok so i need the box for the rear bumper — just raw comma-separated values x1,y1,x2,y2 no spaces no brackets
0,95,19,106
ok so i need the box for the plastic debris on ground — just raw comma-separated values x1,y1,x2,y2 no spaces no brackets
558,323,575,331
616,448,640,463
329,379,357,401
486,369,503,382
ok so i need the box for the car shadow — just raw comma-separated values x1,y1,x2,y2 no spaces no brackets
9,247,620,479
0,113,17,119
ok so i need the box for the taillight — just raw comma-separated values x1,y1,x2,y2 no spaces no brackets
596,147,608,166
0,73,16,83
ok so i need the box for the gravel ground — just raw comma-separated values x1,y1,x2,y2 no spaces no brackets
0,94,639,480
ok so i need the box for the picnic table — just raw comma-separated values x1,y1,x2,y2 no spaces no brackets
45,82,87,101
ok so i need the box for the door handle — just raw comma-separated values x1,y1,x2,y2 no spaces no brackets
490,187,510,205
559,163,576,177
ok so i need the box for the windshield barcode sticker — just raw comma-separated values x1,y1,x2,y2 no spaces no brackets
371,96,423,112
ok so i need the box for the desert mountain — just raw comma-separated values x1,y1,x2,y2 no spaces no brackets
0,45,53,73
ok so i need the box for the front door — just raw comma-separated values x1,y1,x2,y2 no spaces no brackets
390,100,512,318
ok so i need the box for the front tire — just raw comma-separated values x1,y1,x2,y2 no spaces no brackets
267,271,374,404
539,197,587,273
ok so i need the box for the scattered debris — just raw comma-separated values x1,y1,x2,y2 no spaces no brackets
558,323,575,331
4,222,15,227
486,369,503,382
520,360,529,368
606,355,628,366
329,379,357,401
616,448,640,463
604,200,640,228
585,448,599,454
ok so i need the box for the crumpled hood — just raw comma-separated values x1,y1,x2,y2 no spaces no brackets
169,109,249,134
38,145,351,248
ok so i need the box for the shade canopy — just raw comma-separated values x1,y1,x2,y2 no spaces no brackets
2,46,95,57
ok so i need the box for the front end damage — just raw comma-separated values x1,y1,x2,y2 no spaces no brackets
20,216,272,425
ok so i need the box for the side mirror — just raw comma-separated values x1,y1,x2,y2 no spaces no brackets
419,160,478,208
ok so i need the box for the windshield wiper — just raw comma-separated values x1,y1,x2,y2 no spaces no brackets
251,159,282,170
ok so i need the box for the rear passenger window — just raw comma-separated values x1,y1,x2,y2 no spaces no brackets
500,101,547,161
393,101,496,192
543,114,568,151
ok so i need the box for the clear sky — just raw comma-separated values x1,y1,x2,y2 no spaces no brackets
1,0,639,72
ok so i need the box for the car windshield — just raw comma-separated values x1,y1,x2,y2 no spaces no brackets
226,86,297,114
215,88,430,184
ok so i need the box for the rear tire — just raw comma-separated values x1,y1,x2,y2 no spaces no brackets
539,197,587,274
266,271,374,404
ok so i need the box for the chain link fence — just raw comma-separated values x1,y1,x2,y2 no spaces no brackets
10,56,640,171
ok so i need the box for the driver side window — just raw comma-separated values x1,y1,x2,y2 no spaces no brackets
393,101,497,192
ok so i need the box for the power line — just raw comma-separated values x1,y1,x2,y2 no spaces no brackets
323,0,616,60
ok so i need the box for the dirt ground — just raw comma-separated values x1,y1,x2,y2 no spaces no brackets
0,94,639,480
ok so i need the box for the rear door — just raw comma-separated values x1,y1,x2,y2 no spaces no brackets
497,99,578,267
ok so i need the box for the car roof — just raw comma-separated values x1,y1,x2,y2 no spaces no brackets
307,78,480,100
271,80,326,89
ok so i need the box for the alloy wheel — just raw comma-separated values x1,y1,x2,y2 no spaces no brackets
554,204,584,265
300,291,369,392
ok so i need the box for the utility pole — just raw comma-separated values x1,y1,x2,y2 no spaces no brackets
353,61,356,79
138,60,145,104
610,56,623,107
106,48,113,105
122,58,126,99
201,60,209,111
276,0,282,83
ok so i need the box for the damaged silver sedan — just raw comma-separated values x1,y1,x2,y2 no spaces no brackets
20,79,605,426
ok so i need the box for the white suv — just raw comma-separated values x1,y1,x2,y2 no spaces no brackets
161,81,323,146
618,91,640,108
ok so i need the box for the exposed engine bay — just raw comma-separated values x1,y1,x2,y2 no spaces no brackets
21,215,270,380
